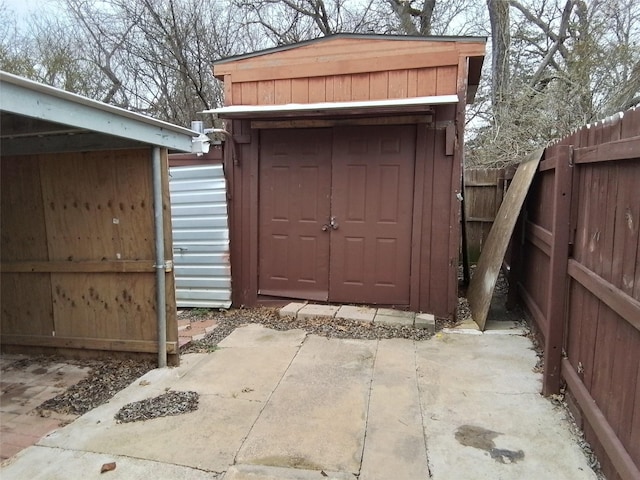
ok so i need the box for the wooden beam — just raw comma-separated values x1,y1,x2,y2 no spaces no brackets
251,115,431,129
538,156,558,172
1,335,178,354
525,221,552,257
467,148,543,330
568,259,640,332
0,260,157,273
562,358,640,480
574,135,640,164
464,181,502,187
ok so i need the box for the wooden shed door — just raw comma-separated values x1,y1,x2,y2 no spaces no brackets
329,126,415,305
259,128,332,300
259,125,415,305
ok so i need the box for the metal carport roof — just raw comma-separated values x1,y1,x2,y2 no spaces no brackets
0,71,208,156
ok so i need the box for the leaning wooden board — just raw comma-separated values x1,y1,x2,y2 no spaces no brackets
467,148,544,330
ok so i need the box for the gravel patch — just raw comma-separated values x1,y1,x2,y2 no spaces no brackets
181,307,438,354
36,358,154,416
114,391,199,423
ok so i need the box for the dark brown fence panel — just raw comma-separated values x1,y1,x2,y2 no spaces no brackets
463,168,506,262
516,107,640,480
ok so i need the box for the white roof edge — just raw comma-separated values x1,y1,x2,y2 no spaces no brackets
1,71,205,152
203,95,459,115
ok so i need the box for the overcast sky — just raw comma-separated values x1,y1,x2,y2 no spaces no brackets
2,0,55,26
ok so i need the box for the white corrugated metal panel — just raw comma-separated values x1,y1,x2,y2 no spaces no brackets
169,164,231,308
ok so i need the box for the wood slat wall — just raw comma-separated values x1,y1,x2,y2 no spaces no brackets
0,148,178,361
463,168,506,263
230,67,458,106
514,107,640,480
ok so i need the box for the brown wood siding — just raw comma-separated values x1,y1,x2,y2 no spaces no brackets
0,149,178,358
227,67,458,106
416,105,458,317
228,111,460,318
515,107,640,480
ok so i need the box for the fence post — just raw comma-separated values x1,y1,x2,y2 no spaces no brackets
543,145,574,396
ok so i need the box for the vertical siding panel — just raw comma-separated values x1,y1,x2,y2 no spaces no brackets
257,80,275,105
274,79,292,104
417,68,437,96
407,69,418,97
333,75,352,101
241,82,258,105
419,127,435,313
410,125,427,311
232,84,242,105
308,77,326,103
291,78,309,103
351,73,370,101
436,66,457,95
224,75,233,105
325,76,335,102
430,124,453,316
388,69,408,98
369,71,389,100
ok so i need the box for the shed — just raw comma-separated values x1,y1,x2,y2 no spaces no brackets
0,71,209,366
209,34,485,318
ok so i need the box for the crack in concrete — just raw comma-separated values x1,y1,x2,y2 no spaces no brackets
413,340,433,478
355,339,379,478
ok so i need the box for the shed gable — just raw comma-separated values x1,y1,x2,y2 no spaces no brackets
213,35,485,107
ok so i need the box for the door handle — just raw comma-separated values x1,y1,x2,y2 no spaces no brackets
322,217,339,231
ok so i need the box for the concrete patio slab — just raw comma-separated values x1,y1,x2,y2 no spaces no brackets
335,305,376,323
415,334,596,480
359,339,430,480
236,336,376,474
39,327,307,473
297,304,340,319
1,445,214,479
2,324,598,480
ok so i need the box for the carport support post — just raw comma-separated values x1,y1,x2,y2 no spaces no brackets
152,146,167,368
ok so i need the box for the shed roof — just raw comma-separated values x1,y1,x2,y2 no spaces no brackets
213,33,487,68
0,71,208,156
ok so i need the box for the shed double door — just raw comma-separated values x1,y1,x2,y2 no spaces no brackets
259,125,415,305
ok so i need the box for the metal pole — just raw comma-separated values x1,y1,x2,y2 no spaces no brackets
152,146,167,368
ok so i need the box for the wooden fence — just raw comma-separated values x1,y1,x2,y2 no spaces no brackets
512,107,640,480
463,167,514,263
